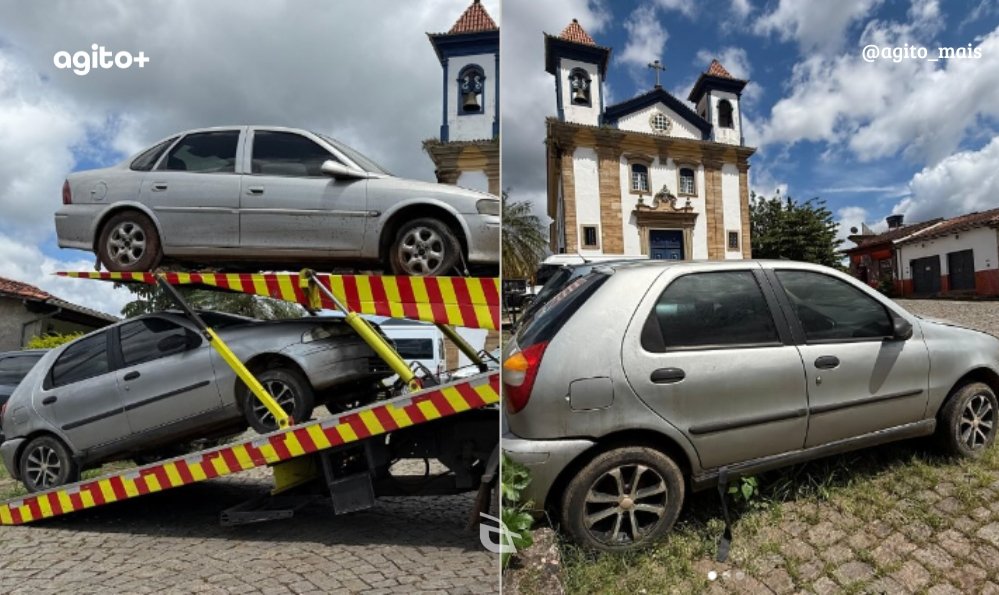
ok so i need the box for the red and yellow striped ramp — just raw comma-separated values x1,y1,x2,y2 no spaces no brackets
56,272,501,330
0,372,498,526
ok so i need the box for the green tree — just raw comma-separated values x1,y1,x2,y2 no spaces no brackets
750,192,843,266
118,272,304,320
502,192,548,279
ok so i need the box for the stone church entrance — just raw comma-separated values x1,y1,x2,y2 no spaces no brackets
650,229,684,260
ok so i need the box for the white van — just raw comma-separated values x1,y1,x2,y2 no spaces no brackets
379,319,445,383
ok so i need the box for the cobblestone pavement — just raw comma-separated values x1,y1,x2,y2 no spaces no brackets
0,459,497,594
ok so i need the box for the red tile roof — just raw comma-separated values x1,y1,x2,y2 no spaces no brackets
706,59,735,79
901,207,999,243
449,0,497,34
559,19,596,46
0,276,50,301
844,218,943,252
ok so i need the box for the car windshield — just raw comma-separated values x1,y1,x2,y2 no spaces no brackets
0,354,44,385
315,133,391,175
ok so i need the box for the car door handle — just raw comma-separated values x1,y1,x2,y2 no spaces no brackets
814,356,840,369
123,371,141,381
247,186,264,195
651,368,685,384
151,183,168,191
42,396,57,406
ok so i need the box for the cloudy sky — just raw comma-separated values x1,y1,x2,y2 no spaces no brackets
0,0,497,315
503,0,999,243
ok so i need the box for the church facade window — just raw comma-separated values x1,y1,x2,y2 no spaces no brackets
649,111,671,134
728,230,740,251
630,163,650,193
581,224,600,249
458,64,486,115
568,68,592,106
717,99,734,128
678,166,696,196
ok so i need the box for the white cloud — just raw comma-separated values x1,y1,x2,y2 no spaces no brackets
731,0,753,20
758,18,999,164
654,0,696,18
753,0,883,51
0,233,130,316
892,136,999,223
618,4,669,69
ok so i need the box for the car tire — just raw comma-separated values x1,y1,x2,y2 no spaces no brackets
560,446,685,552
243,368,315,434
388,218,461,276
19,435,79,493
97,211,163,273
937,381,998,458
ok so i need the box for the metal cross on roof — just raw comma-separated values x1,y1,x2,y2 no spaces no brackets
648,59,666,88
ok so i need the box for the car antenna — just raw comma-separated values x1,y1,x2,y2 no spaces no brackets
575,252,592,264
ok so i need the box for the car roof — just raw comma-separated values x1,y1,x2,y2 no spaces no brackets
0,350,47,357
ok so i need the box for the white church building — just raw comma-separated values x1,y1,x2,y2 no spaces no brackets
545,19,755,260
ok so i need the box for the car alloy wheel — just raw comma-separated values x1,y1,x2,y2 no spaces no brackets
938,381,999,458
243,367,315,434
960,392,995,450
18,435,79,493
107,220,148,268
252,378,298,428
398,226,446,275
584,464,670,545
561,446,685,552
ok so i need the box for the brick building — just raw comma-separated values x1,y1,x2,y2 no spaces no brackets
544,20,755,259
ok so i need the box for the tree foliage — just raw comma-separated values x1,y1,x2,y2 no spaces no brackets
502,192,549,280
119,274,304,320
26,332,83,349
750,192,843,266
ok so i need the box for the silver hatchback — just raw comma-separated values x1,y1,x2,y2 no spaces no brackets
503,260,999,551
1,311,391,492
55,126,499,276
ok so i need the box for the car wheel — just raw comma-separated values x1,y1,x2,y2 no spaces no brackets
97,211,162,272
938,381,998,458
389,218,461,276
19,435,79,493
244,368,315,434
560,446,685,552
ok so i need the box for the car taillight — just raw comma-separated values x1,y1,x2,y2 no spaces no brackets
503,341,548,414
62,180,72,205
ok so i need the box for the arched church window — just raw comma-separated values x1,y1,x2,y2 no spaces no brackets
678,167,696,196
717,99,734,128
568,68,591,106
458,65,485,114
631,163,650,193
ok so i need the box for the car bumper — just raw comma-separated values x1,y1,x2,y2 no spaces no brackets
55,206,99,250
0,438,24,480
502,431,594,510
461,214,500,265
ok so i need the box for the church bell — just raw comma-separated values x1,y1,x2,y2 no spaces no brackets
462,91,481,112
572,87,588,105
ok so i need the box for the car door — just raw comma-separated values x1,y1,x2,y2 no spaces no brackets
622,267,809,470
767,267,930,447
138,129,242,249
238,129,368,254
38,331,130,451
113,316,223,436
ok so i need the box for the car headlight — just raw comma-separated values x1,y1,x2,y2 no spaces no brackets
476,199,499,216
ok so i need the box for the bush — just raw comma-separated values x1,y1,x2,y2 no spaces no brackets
25,332,83,349
501,452,535,567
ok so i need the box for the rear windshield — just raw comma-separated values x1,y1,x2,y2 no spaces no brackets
0,354,43,385
516,272,609,347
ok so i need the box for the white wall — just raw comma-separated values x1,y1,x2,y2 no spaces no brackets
572,147,602,255
709,90,741,145
616,103,701,140
448,53,495,141
897,227,999,280
721,163,743,259
559,58,601,126
456,170,489,193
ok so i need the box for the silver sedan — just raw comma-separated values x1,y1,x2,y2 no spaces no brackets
0,311,391,492
55,126,500,276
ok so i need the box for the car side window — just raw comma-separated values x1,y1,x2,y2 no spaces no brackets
251,131,337,177
51,333,110,388
775,270,893,342
119,317,200,367
644,271,780,351
0,356,40,385
160,131,239,173
129,136,178,171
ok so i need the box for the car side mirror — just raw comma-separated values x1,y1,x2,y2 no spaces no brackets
321,159,367,180
891,313,913,341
